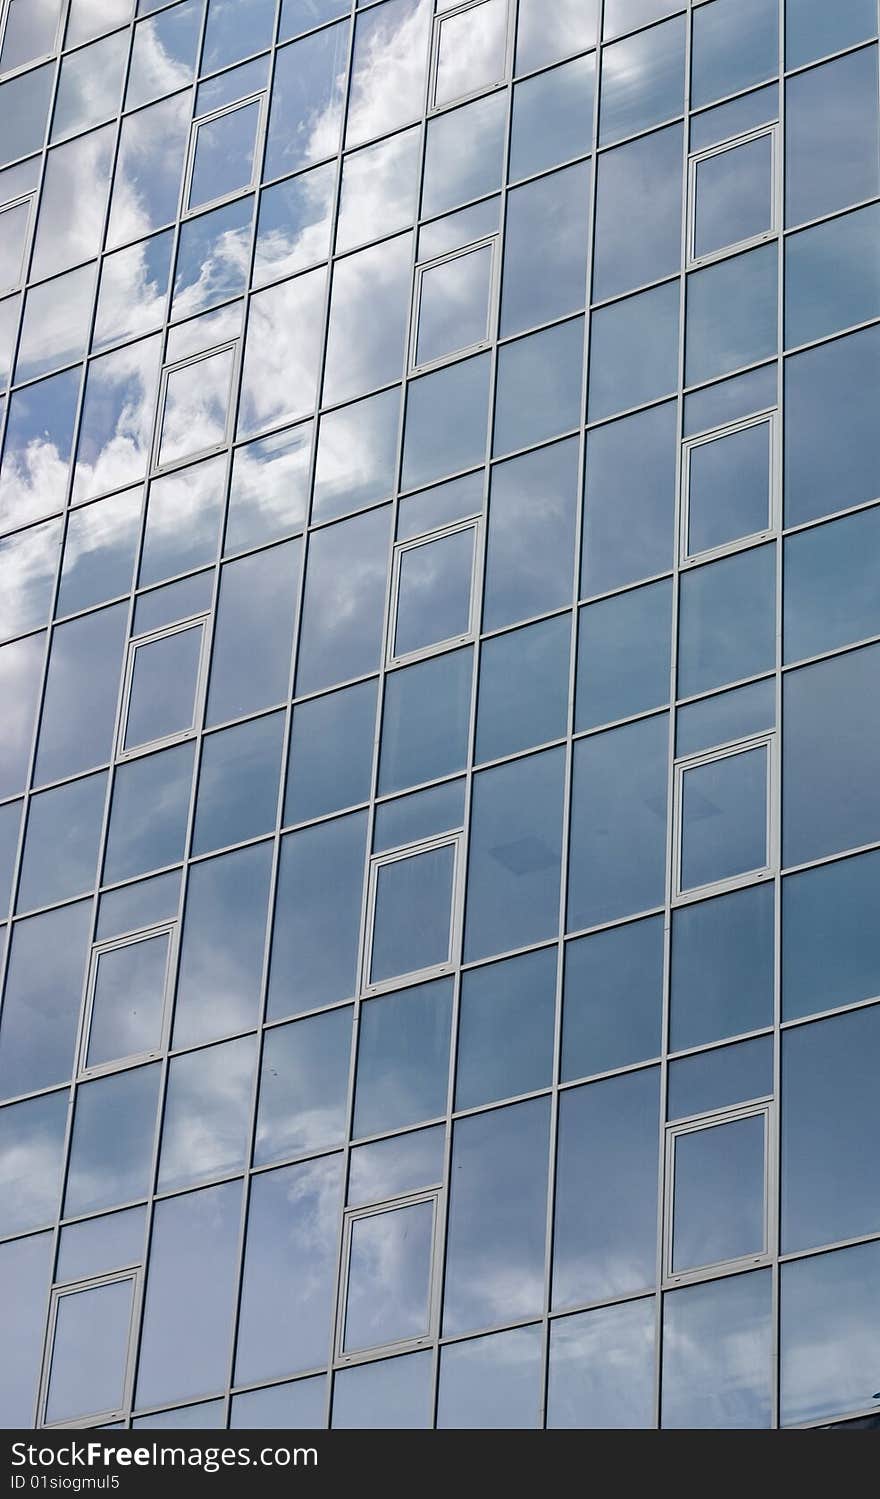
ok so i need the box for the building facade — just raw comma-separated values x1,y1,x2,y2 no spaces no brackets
1,0,880,1432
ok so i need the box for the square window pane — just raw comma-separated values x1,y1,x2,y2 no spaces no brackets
395,528,475,658
685,420,772,558
189,100,261,212
672,1113,766,1273
434,0,508,108
46,1279,134,1425
344,1200,435,1353
370,844,456,985
158,348,235,468
416,244,493,368
693,133,773,261
124,626,204,753
679,746,768,893
86,933,171,1070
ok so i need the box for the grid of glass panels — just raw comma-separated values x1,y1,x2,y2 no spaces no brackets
1,0,880,1432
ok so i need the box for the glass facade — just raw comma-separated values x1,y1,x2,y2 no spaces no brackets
1,0,879,1433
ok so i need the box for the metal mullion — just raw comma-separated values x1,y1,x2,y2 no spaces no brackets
535,0,603,1432
770,0,786,1430
220,0,358,1437
651,0,693,1435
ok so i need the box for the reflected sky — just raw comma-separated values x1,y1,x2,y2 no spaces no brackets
345,0,431,149
265,24,349,180
548,1298,655,1429
0,367,81,532
108,92,192,249
126,0,202,112
663,1270,772,1428
31,126,114,281
0,517,60,645
72,335,163,505
323,232,412,406
65,1064,160,1218
238,268,326,436
0,1233,54,1427
337,129,420,254
253,165,334,285
0,1088,67,1237
174,843,272,1048
158,1034,256,1193
51,30,127,143
0,900,91,1102
435,0,507,107
255,1007,352,1166
345,1199,434,1353
438,1323,543,1429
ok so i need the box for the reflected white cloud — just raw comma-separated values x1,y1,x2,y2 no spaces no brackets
158,344,235,468
73,335,163,504
93,234,173,353
16,263,95,384
336,128,420,254
158,1036,256,1193
322,231,412,405
238,267,326,436
108,92,192,251
30,125,115,281
253,164,335,286
0,517,60,643
346,0,432,148
434,0,507,107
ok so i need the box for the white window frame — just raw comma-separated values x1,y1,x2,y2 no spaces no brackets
182,89,268,218
334,1188,444,1365
0,190,36,295
429,0,512,113
39,1268,142,1429
116,614,211,760
672,733,776,903
687,123,779,269
361,832,464,995
78,921,178,1079
152,340,238,473
0,0,65,81
387,516,482,667
679,409,780,566
663,1101,774,1287
410,234,500,375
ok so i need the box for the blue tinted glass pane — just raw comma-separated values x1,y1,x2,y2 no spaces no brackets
464,748,565,964
600,16,685,145
48,1276,136,1425
594,124,683,301
172,196,252,318
323,233,412,406
286,680,377,824
265,23,348,178
231,1376,327,1430
401,354,490,492
0,368,80,533
0,65,54,170
189,101,259,211
694,132,773,261
786,203,880,350
421,91,506,219
226,423,311,554
484,438,578,631
0,1234,54,1427
57,490,141,618
140,456,225,587
207,542,300,725
348,1127,445,1207
562,916,664,1081
553,1069,659,1307
17,771,106,913
202,0,275,70
192,713,283,856
780,1240,880,1426
786,0,877,68
296,507,390,696
236,1157,343,1385
0,902,91,1100
438,1325,542,1430
313,387,400,525
686,420,771,558
127,2,201,110
373,779,465,853
548,1298,655,1430
691,0,778,110
784,325,880,528
97,870,180,942
125,625,202,753
500,164,590,337
57,1208,146,1285
333,1352,432,1430
416,243,492,368
267,813,367,1020
662,1271,772,1428
783,643,880,866
86,933,169,1069
475,614,570,763
443,1098,550,1335
345,0,430,147
689,83,778,154
672,1113,766,1271
582,402,677,596
370,843,455,984
680,746,768,893
253,165,334,285
493,318,584,458
378,648,472,795
786,48,880,228
65,1065,160,1217
782,850,880,1022
588,280,680,421
103,743,194,885
35,604,127,785
782,1005,880,1253
686,244,777,386
0,1091,67,1236
671,882,774,1050
108,94,193,248
784,507,880,664
509,54,595,182
684,361,777,438
576,579,672,730
456,947,557,1110
174,843,272,1047
158,1034,255,1193
669,1035,772,1120
344,1199,434,1353
568,715,668,929
678,544,775,698
354,978,453,1138
395,527,474,658
255,1008,352,1166
516,0,598,69
136,1180,242,1409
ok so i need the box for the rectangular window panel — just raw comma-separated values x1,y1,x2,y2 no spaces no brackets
666,1107,770,1279
187,97,263,213
354,978,453,1139
65,1065,161,1219
44,1275,136,1427
674,738,773,899
366,838,459,990
392,523,478,663
548,1298,655,1431
413,240,495,370
432,0,508,109
682,414,776,563
122,621,206,756
599,15,685,146
83,927,174,1073
662,1270,772,1428
785,47,880,228
690,128,776,264
156,346,236,470
509,53,595,184
691,0,778,111
340,1195,438,1356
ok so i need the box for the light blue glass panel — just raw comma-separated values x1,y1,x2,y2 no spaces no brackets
599,15,685,145
267,813,367,1020
593,124,682,301
686,244,778,386
576,579,672,730
678,544,776,698
264,22,348,178
103,743,195,885
438,1326,542,1430
782,849,880,1022
786,0,877,68
231,1376,327,1429
65,1065,161,1217
786,47,880,228
378,648,472,796
333,1352,432,1430
401,353,491,493
296,507,390,696
781,1241,880,1426
588,280,680,421
662,1271,772,1428
786,203,880,350
493,318,584,458
0,901,91,1100
671,882,774,1050
500,163,590,337
668,1036,772,1120
207,542,300,726
516,0,598,69
475,614,570,764
509,54,595,183
0,1091,67,1236
548,1299,655,1430
174,842,272,1047
286,679,377,824
582,401,677,595
680,746,768,893
562,915,664,1081
192,713,284,856
0,1234,54,1427
784,506,880,664
691,0,778,110
784,324,880,528
255,1007,352,1166
354,979,453,1138
17,771,106,913
456,947,556,1110
484,438,578,631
